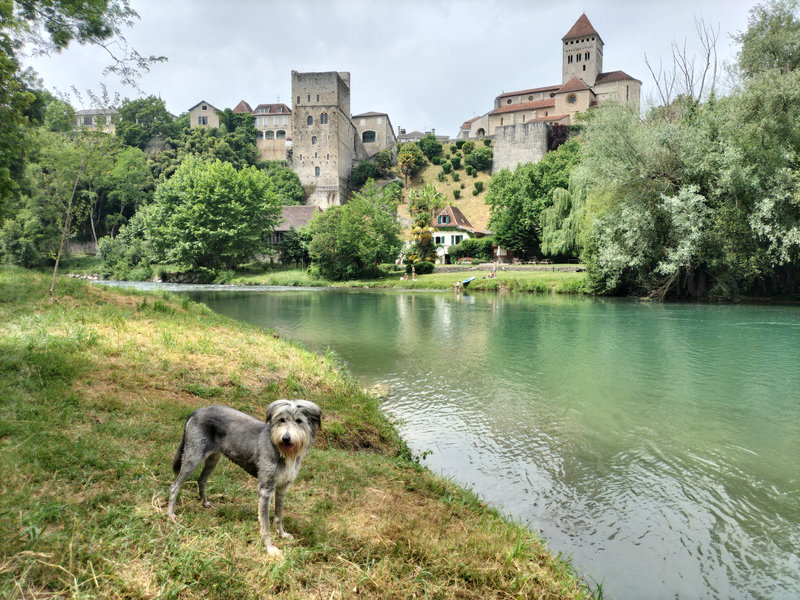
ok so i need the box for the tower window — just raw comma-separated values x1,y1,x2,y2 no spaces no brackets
568,55,573,64
315,166,320,177
312,135,317,144
320,112,328,124
297,96,300,104
307,95,311,102
583,65,586,71
577,53,581,62
585,52,590,60
307,115,313,126
316,94,319,102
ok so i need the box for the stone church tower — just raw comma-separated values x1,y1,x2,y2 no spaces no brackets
562,13,604,86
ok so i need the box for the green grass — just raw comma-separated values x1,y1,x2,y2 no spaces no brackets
0,267,594,599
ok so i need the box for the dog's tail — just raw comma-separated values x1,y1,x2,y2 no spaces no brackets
172,422,188,474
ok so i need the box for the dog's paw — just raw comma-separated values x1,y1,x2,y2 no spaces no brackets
265,544,283,558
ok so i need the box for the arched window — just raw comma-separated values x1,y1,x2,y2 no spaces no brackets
312,135,317,145
476,128,485,137
256,131,263,139
362,130,376,143
585,52,590,60
307,115,313,126
314,166,320,177
265,130,275,139
276,130,286,139
320,113,328,124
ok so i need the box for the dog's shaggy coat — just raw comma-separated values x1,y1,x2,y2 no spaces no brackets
166,400,322,556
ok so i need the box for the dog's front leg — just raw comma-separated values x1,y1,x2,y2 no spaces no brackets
258,485,281,556
273,484,293,540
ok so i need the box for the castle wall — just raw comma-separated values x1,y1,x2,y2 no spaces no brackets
491,122,549,174
594,79,641,113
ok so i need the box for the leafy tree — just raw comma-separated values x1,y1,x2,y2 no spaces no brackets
486,140,580,259
116,96,179,150
397,141,425,185
101,146,153,239
418,133,442,160
408,184,446,219
374,149,393,173
263,162,304,205
43,99,75,132
278,227,312,268
351,160,379,188
735,0,800,78
308,179,402,279
143,157,282,270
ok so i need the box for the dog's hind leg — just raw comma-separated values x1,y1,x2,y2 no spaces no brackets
167,450,206,522
197,452,221,508
272,484,293,540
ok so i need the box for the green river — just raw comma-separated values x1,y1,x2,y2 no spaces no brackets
107,283,800,599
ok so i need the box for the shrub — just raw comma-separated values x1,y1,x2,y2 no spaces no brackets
483,138,492,146
452,172,460,182
460,183,465,189
472,189,479,196
474,181,484,193
450,144,458,153
464,146,493,171
450,156,461,169
453,190,461,200
431,155,442,165
375,149,393,172
406,260,435,275
455,140,466,149
437,171,446,182
351,160,379,187
419,134,443,160
465,166,474,176
450,236,494,262
462,141,475,155
442,162,452,174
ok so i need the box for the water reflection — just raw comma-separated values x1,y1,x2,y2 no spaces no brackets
162,285,799,600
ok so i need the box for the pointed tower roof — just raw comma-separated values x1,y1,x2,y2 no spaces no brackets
562,13,602,42
232,100,253,114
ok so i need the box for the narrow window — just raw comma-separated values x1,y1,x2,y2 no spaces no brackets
583,65,586,71
312,136,317,145
626,85,630,101
585,52,590,60
568,55,573,64
577,53,581,62
314,166,320,177
297,96,300,104
316,94,319,102
500,118,503,125
307,115,313,126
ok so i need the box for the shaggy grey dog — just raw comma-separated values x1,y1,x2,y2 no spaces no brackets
166,400,322,556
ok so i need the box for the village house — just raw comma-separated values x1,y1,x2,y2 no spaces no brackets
352,111,397,160
75,108,118,133
433,205,491,264
270,205,320,246
188,100,221,128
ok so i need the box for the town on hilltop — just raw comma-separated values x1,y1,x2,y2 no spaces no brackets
72,14,639,264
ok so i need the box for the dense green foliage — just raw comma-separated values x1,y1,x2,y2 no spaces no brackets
463,146,493,171
351,160,379,187
449,237,495,262
115,96,180,150
486,140,580,259
418,133,443,160
308,180,402,280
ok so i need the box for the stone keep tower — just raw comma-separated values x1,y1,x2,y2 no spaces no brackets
291,71,356,209
562,13,603,86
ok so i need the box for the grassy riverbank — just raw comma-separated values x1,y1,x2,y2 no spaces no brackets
0,267,592,599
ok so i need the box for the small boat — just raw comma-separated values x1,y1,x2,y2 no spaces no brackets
461,276,476,287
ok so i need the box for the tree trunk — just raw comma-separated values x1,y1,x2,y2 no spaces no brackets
50,159,86,301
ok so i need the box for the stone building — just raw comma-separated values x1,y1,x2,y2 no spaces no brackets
352,112,396,160
291,70,356,209
252,102,292,161
458,14,641,141
75,108,117,133
188,100,221,128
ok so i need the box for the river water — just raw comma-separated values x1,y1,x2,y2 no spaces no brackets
104,283,800,599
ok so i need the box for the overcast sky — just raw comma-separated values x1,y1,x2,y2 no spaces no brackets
22,0,759,138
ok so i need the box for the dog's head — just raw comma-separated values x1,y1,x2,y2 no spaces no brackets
266,399,322,459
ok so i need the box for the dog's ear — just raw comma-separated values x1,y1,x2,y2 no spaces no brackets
266,399,291,423
295,400,322,430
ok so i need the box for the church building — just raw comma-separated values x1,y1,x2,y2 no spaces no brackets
459,14,641,139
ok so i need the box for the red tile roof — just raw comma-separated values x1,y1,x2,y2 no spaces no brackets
496,85,561,100
233,100,253,114
253,103,292,115
595,70,642,84
557,77,592,94
525,114,570,123
490,99,555,115
435,205,475,232
460,116,481,130
275,205,320,232
562,13,600,41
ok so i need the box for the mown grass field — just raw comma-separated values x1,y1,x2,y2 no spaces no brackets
0,267,593,599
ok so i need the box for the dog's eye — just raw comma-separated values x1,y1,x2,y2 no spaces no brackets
295,419,302,424
279,418,286,423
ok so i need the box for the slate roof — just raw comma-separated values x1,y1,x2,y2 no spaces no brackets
489,99,555,115
562,13,601,41
187,100,220,112
275,205,320,232
352,111,388,118
435,205,475,231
